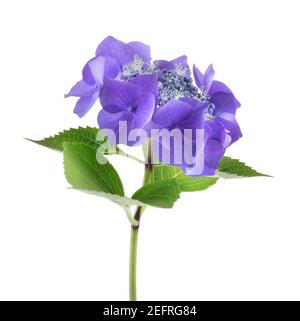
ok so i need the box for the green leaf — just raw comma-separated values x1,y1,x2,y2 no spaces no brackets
63,142,124,196
72,189,147,208
148,164,179,182
217,156,271,178
132,179,180,208
176,173,218,192
27,126,118,155
149,164,218,192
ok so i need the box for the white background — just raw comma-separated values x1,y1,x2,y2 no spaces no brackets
0,0,299,300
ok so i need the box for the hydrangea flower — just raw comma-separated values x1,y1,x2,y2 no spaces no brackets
193,64,242,147
149,98,208,174
98,75,158,145
32,36,265,304
66,36,242,176
65,36,151,117
96,36,151,67
147,59,242,175
65,56,119,117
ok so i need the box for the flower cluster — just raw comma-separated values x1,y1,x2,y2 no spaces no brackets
66,36,242,176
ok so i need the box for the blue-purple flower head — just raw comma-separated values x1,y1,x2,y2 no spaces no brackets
66,36,242,176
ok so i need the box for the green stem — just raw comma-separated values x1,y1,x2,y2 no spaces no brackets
128,140,152,301
129,194,144,301
129,222,139,301
125,206,138,226
118,150,145,164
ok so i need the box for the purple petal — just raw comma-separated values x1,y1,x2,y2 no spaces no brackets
104,56,120,79
206,143,225,174
209,80,241,109
97,108,149,146
156,55,189,70
203,64,215,92
205,121,226,146
143,120,156,133
100,77,157,118
210,92,238,116
100,78,136,113
135,93,156,127
95,36,135,66
184,121,226,176
215,116,242,146
123,113,149,146
129,74,159,104
170,55,188,68
98,109,132,145
65,80,95,98
97,109,128,134
179,97,208,110
200,121,227,175
177,104,207,130
152,100,194,127
155,60,169,70
209,80,232,95
150,100,206,169
152,99,205,130
193,65,204,88
73,92,99,118
82,56,106,85
128,41,151,62
203,139,225,175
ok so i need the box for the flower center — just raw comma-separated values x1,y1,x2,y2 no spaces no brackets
121,55,156,80
157,65,210,106
205,103,215,120
121,57,211,107
128,105,137,113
